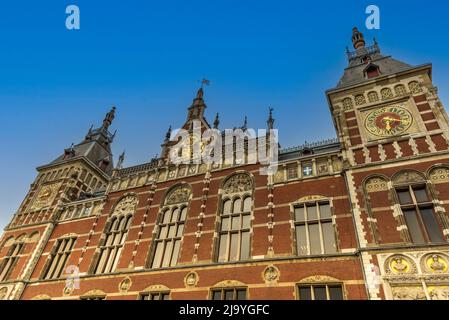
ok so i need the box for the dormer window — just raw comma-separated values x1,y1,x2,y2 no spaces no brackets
364,64,380,79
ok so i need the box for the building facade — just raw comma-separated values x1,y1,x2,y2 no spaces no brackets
1,28,449,300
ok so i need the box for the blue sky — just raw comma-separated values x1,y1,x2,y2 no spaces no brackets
1,0,449,229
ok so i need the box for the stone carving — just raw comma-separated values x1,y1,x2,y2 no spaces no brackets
429,167,449,184
0,287,8,300
119,277,132,293
408,81,422,94
422,254,448,273
429,287,449,300
395,84,407,96
368,91,379,103
365,176,388,192
391,286,426,300
355,94,366,106
381,88,394,100
385,255,416,275
392,171,425,185
165,185,191,205
213,280,246,288
298,275,341,283
31,294,51,300
342,97,353,111
142,285,170,293
263,265,280,283
113,195,138,216
223,173,252,195
296,195,327,203
184,272,199,287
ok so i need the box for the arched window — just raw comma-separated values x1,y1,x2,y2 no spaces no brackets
150,184,191,268
365,64,380,78
0,235,26,282
355,94,366,106
41,235,77,280
393,171,445,244
342,98,353,110
94,195,137,274
217,173,253,262
408,81,422,94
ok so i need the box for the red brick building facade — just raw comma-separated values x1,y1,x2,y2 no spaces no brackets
1,28,449,300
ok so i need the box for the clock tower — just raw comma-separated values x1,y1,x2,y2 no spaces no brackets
326,28,449,300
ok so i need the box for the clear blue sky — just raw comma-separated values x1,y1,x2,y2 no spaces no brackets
1,0,449,230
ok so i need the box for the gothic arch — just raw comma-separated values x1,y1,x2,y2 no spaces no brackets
363,174,390,193
162,183,193,206
219,171,254,197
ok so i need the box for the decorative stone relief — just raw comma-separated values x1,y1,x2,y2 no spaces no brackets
342,97,353,111
381,88,394,100
223,173,252,194
262,265,280,284
385,255,417,275
365,176,388,192
392,171,425,185
165,185,191,205
119,277,132,293
112,195,138,216
184,272,199,288
355,94,366,106
408,81,422,94
422,253,448,273
213,280,246,288
428,286,449,300
0,287,8,300
429,167,449,184
391,286,426,300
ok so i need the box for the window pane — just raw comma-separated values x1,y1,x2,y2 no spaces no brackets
218,234,228,262
414,188,429,203
224,290,234,300
162,293,170,300
309,224,321,255
171,240,181,266
397,190,412,205
231,216,240,230
421,208,443,242
329,286,343,300
242,215,251,229
294,206,305,222
313,286,327,300
403,209,425,244
161,241,173,267
163,210,171,223
212,291,222,300
229,233,239,261
233,199,242,213
319,203,331,219
171,208,179,222
221,218,230,231
180,207,188,221
159,226,168,239
176,224,184,237
236,289,247,300
296,225,308,255
243,197,252,212
223,200,232,214
152,293,160,300
152,242,164,268
240,232,250,260
298,287,312,300
322,222,337,253
168,225,176,238
307,205,318,220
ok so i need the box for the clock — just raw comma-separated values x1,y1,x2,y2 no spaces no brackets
364,105,413,137
30,183,60,210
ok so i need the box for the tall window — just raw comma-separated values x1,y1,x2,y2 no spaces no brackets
396,185,444,244
0,241,25,281
217,174,253,262
211,287,247,300
151,185,191,269
297,284,343,300
140,292,170,300
294,201,337,255
42,237,76,279
94,195,137,274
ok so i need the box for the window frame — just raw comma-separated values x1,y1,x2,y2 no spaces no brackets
139,291,171,300
296,283,345,300
292,200,338,256
0,241,25,282
41,236,77,280
210,287,248,300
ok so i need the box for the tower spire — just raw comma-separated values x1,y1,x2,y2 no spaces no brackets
352,27,366,50
214,113,220,129
267,107,275,129
242,116,248,130
102,106,116,130
165,125,172,142
116,150,125,169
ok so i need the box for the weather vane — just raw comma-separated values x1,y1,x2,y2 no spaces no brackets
199,78,211,89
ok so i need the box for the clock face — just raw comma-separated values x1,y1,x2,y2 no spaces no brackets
30,183,60,210
364,105,413,137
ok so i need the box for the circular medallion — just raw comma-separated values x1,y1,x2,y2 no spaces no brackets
365,105,413,137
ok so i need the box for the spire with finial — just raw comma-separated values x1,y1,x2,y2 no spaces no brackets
165,125,172,142
267,107,275,129
242,116,248,130
352,27,366,50
214,113,220,129
102,106,116,130
116,150,125,169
